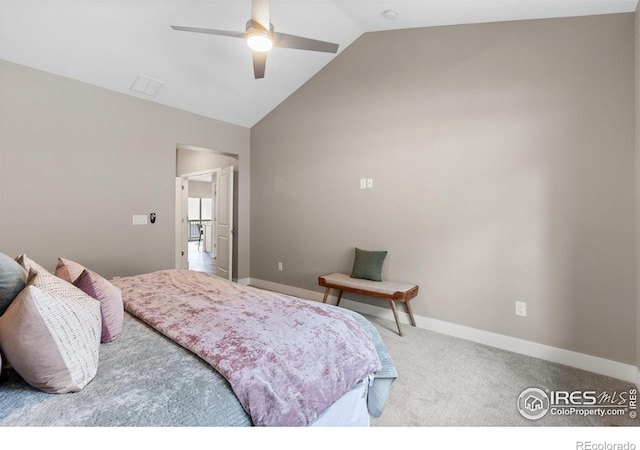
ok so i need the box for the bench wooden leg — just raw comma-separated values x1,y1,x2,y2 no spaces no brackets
389,300,403,337
406,300,416,328
322,288,344,307
335,290,344,307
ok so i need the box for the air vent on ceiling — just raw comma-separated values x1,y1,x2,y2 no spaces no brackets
130,75,164,97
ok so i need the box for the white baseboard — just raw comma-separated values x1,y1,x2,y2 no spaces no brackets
249,278,639,385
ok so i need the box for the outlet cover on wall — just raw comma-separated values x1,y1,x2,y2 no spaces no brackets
515,301,527,317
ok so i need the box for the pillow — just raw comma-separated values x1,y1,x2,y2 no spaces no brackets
55,257,86,284
74,269,124,343
15,254,48,274
0,252,28,316
350,247,388,282
0,270,101,393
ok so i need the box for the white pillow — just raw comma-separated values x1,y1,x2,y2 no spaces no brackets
0,270,101,393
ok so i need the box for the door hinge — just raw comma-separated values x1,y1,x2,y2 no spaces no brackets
181,251,184,256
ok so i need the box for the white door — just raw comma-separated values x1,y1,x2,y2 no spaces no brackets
174,177,189,269
215,166,234,281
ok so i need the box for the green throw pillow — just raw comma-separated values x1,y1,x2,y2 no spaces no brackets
350,247,387,282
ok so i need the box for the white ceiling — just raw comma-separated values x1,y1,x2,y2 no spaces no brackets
0,0,637,128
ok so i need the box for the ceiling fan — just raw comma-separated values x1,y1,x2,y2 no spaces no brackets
171,0,339,79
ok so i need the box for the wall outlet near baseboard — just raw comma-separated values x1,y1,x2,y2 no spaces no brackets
515,301,527,317
277,262,283,272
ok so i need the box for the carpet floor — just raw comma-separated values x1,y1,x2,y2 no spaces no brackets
366,314,638,428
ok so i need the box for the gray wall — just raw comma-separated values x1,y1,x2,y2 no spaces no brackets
176,147,239,178
251,14,637,364
636,3,640,381
0,60,250,280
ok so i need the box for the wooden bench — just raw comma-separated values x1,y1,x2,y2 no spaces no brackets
318,273,418,337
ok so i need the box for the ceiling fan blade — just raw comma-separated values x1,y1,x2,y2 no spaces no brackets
252,51,267,79
272,32,339,54
171,25,246,39
251,0,270,31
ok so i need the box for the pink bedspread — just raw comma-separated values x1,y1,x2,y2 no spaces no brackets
111,269,381,426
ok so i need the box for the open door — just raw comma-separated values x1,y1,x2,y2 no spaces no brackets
175,177,189,269
215,166,234,281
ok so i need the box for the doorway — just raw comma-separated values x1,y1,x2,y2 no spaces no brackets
187,175,216,275
175,145,239,281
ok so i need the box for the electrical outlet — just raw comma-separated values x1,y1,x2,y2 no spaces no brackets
515,301,527,317
278,262,283,272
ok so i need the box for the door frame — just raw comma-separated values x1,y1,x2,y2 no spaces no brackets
174,177,188,269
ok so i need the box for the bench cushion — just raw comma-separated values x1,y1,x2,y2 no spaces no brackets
320,273,415,296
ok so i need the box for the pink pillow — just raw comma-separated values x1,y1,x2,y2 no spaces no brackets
55,257,86,284
15,254,48,274
74,269,124,343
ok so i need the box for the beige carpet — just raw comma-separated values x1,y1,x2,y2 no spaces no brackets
365,314,638,427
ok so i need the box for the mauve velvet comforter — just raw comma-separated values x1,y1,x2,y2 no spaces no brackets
111,269,382,426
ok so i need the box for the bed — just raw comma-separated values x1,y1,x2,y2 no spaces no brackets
0,258,396,427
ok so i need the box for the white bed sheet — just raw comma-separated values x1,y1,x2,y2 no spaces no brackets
311,380,370,427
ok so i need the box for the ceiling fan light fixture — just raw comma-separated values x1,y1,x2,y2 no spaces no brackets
247,31,273,52
172,2,339,79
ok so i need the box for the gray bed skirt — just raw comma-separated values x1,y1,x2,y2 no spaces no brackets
0,309,396,426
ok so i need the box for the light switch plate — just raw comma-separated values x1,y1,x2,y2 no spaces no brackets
133,214,148,225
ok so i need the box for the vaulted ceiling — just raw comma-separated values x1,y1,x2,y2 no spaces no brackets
1,0,637,128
